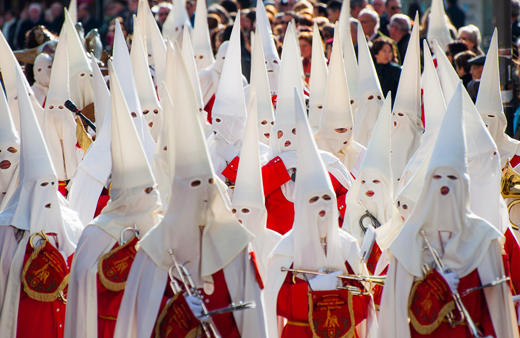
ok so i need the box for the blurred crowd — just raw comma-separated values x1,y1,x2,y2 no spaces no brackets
3,0,520,113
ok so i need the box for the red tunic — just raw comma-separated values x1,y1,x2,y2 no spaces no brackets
205,94,216,124
410,269,495,338
94,187,110,218
96,275,125,337
276,262,371,337
16,242,71,338
222,156,348,235
511,155,520,168
504,228,520,296
155,270,240,338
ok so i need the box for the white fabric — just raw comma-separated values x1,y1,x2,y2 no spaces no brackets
142,0,167,88
162,0,191,46
192,0,214,71
308,22,329,133
31,53,52,106
199,41,228,106
426,0,453,54
256,0,280,97
340,1,359,112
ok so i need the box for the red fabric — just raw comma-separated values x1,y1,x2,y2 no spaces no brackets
95,188,110,218
504,228,520,296
155,270,241,338
222,156,348,235
58,180,68,197
205,94,216,124
17,242,68,338
410,269,495,337
511,155,520,168
276,262,370,337
420,87,425,128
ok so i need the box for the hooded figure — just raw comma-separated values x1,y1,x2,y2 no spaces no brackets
64,60,162,338
162,0,191,46
131,19,163,142
256,0,280,99
390,13,422,186
199,41,229,116
476,29,520,168
0,68,83,338
0,82,20,212
338,0,359,113
41,27,80,184
191,0,214,71
378,84,518,338
354,22,385,148
308,22,329,133
265,88,377,338
232,87,281,283
248,24,276,145
344,95,403,277
31,53,53,106
113,48,267,338
426,0,452,54
315,24,366,178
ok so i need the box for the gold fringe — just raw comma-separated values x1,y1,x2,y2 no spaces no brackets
154,293,198,338
97,236,136,292
308,291,355,338
408,273,456,335
21,240,69,302
75,116,93,152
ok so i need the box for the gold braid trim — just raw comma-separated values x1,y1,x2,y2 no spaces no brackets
21,240,69,302
308,291,355,338
408,275,456,335
154,293,198,338
97,236,137,292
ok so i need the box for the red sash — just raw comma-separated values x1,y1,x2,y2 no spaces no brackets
308,289,355,338
249,251,264,290
154,293,201,338
97,236,138,292
408,268,455,335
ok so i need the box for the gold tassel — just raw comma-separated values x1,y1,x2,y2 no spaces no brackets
75,115,93,152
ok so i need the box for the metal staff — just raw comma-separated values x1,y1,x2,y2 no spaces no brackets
64,100,97,132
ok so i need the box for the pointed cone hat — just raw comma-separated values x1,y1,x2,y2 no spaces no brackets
319,23,352,130
162,0,191,44
360,94,393,187
308,22,329,132
131,18,163,141
343,21,358,108
0,81,20,145
136,0,152,63
357,22,383,99
68,0,77,25
250,23,275,144
338,0,351,33
211,14,247,143
46,29,71,105
182,26,205,111
232,87,265,210
395,148,433,210
192,0,214,70
91,53,110,131
427,0,453,54
393,12,421,123
143,0,167,87
256,0,281,95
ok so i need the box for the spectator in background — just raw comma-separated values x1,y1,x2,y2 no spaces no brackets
389,13,410,64
350,17,359,45
186,1,196,27
281,11,298,38
293,0,313,15
513,0,520,43
350,0,367,19
446,0,465,30
327,0,342,24
454,50,476,89
16,3,46,49
2,10,18,49
298,31,312,84
314,3,328,18
466,54,485,102
220,0,238,15
78,3,101,34
458,24,484,55
446,40,468,65
407,1,422,22
237,0,251,10
320,23,334,43
371,0,385,17
372,37,401,104
359,8,384,41
48,2,64,34
209,4,233,25
379,0,401,36
154,2,172,29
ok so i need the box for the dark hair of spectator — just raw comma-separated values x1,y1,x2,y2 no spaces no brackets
454,50,477,73
237,0,251,9
246,9,256,26
298,13,313,27
371,37,398,63
446,41,468,57
314,3,328,17
283,11,299,24
220,0,238,14
351,0,365,9
327,0,343,13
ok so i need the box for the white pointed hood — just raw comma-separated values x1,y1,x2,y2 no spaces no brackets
0,81,20,211
90,60,161,240
136,0,153,65
68,0,77,25
140,0,167,88
32,52,52,106
390,13,422,185
64,8,94,109
476,29,520,167
390,83,502,278
139,47,253,287
354,22,384,147
181,26,205,113
131,18,163,142
256,0,280,97
211,15,247,145
112,20,156,164
269,22,304,158
342,24,359,113
199,41,229,106
345,95,403,252
250,25,275,145
91,52,110,131
162,0,191,45
396,41,446,189
427,0,452,54
0,69,82,256
293,87,346,272
192,0,214,71
42,28,79,181
308,22,329,133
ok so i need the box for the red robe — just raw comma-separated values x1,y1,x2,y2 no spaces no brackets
276,262,371,337
410,269,495,337
155,270,241,338
222,156,348,235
